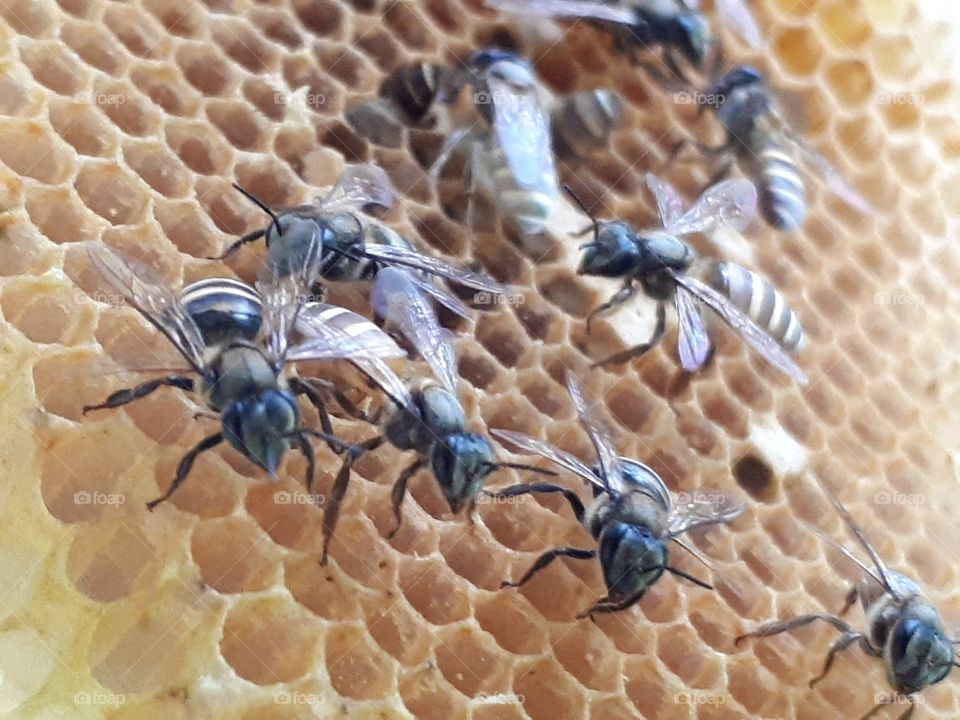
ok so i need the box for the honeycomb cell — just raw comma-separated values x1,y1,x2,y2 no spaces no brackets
103,4,171,59
59,18,128,74
190,516,281,593
325,625,395,699
66,520,160,602
74,163,151,225
19,39,88,96
123,140,192,197
48,98,119,157
130,64,202,116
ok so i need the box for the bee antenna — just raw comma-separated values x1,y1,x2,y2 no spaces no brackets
563,185,600,242
233,182,283,241
664,565,713,590
485,461,558,477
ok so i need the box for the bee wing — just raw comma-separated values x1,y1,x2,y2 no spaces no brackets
372,268,460,395
485,72,559,194
484,0,636,25
715,0,763,47
86,244,206,374
257,227,324,361
663,179,758,237
565,371,624,495
288,302,407,362
792,138,873,215
357,243,507,294
666,489,745,538
674,284,712,373
645,172,685,228
672,273,809,384
403,273,473,320
317,163,398,214
491,429,600,488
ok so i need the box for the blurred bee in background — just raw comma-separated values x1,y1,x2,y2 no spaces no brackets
680,65,872,232
82,241,406,510
216,162,506,322
551,88,625,162
436,49,560,237
491,372,744,617
572,172,808,383
484,0,762,78
377,60,451,124
315,274,552,563
737,476,958,720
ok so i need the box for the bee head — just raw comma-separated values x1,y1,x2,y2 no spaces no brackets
888,615,955,695
430,432,497,514
577,221,641,277
675,12,711,68
222,390,300,476
598,522,667,598
709,65,764,99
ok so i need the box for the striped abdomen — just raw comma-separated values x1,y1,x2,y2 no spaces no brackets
552,89,624,160
481,146,557,236
709,261,805,352
747,138,806,232
180,277,262,347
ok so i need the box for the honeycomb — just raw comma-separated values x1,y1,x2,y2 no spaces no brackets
1,0,960,718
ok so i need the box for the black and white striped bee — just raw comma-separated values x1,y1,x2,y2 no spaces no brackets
490,372,744,618
689,65,872,232
485,0,762,77
573,172,808,383
82,241,405,510
217,163,504,320
551,88,625,161
315,265,550,563
737,477,958,720
437,49,560,236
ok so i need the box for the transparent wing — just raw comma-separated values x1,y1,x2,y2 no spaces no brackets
491,429,601,488
86,244,206,373
792,137,873,215
257,227,323,362
288,302,407,361
484,0,636,24
352,356,416,413
404,274,473,320
673,273,809,384
318,163,398,214
565,372,623,495
667,489,745,538
372,268,460,395
715,0,763,47
662,179,758,237
486,72,559,193
358,243,507,294
645,173,685,228
674,284,712,373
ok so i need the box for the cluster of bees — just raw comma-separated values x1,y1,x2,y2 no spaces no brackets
78,0,956,717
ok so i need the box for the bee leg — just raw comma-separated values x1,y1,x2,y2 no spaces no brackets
386,458,426,539
83,375,194,414
483,484,586,523
592,302,666,367
208,227,266,261
808,631,874,688
290,378,348,453
501,547,596,589
319,451,357,566
585,281,637,334
734,613,856,646
576,592,642,619
146,432,224,511
839,586,858,616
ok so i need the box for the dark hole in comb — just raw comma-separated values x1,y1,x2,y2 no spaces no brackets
733,455,776,502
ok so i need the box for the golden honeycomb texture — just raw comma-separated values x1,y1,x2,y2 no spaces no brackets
0,0,959,718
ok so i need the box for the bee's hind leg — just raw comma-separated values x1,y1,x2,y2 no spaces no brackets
808,630,876,689
147,432,224,511
83,375,194,414
386,457,426,539
734,613,857,646
585,281,637,334
592,302,666,367
501,547,596,589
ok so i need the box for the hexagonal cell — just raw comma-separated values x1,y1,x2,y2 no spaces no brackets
205,99,270,152
434,625,512,699
130,64,202,116
175,42,236,96
19,39,89,96
142,0,206,39
190,516,281,593
514,657,588,720
122,140,193,198
60,18,128,74
325,625,396,699
164,119,235,176
93,80,161,137
48,98,119,157
1,276,95,345
211,19,281,74
66,519,161,602
74,163,151,226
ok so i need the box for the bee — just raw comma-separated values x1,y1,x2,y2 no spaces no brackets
490,371,744,617
551,88,625,161
217,163,504,320
484,0,762,76
736,477,958,719
378,61,449,124
706,260,805,353
689,65,872,232
572,172,808,383
82,241,406,510
315,268,551,563
437,49,560,236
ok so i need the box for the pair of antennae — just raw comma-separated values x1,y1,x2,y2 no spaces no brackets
233,182,284,242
